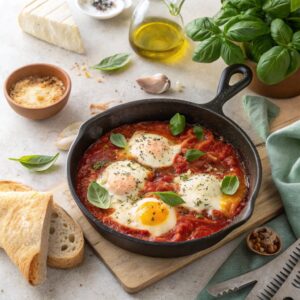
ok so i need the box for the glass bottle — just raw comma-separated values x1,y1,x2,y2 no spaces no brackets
129,0,186,61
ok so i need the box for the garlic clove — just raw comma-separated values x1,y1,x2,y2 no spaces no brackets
136,73,171,94
56,121,83,151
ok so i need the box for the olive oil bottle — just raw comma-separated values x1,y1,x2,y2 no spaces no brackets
129,0,186,61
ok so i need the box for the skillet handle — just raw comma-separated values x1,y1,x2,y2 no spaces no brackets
203,64,252,115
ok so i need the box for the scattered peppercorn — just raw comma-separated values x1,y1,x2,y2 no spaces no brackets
92,0,115,11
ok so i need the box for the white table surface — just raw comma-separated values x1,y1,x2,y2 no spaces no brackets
0,0,259,299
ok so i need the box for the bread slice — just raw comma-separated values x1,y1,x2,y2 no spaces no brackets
48,204,84,268
0,191,53,285
0,181,84,269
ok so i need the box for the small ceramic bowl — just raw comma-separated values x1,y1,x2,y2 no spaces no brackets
4,63,71,120
76,0,132,20
246,226,282,256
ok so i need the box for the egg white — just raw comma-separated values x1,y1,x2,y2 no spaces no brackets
175,173,223,211
128,132,181,168
97,160,150,204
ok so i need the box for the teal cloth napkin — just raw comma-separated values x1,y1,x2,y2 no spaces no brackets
243,95,280,141
197,120,300,299
266,120,300,237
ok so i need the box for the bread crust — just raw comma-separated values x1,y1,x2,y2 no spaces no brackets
0,191,53,285
0,180,84,269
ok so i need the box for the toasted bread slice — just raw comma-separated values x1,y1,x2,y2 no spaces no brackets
0,191,53,285
0,181,84,269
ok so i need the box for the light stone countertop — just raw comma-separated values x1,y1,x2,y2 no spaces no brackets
0,0,259,299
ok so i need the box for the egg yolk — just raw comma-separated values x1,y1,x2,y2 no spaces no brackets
107,172,137,195
147,139,168,158
137,201,169,225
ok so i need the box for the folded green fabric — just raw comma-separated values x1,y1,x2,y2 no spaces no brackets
266,120,300,237
197,215,296,300
243,95,280,141
197,120,300,299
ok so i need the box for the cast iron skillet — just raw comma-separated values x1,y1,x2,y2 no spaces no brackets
67,64,262,257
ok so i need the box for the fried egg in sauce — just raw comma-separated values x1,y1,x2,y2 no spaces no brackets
128,132,181,168
175,173,243,214
112,198,177,237
97,160,150,203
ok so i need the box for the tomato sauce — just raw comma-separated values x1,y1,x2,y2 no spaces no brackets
76,121,248,242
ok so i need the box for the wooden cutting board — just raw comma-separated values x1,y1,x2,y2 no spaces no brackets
51,98,300,293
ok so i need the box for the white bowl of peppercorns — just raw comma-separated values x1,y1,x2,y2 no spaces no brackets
77,0,132,20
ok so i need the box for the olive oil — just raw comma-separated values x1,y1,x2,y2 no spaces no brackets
129,18,185,61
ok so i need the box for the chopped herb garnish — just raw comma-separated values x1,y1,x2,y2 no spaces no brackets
92,160,108,170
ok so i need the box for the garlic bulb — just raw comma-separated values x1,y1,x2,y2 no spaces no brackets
56,122,83,151
136,73,171,94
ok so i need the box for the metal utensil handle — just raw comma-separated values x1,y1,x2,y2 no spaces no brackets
203,64,253,115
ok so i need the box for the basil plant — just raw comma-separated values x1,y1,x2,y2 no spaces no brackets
185,0,300,85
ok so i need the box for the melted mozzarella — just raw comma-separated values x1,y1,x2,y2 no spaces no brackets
128,132,181,168
111,198,177,237
97,160,149,204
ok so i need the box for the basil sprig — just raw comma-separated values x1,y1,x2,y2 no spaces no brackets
170,113,186,136
221,175,240,195
185,149,206,162
92,53,130,71
193,125,204,140
154,191,185,207
87,181,110,209
9,153,59,172
110,133,127,148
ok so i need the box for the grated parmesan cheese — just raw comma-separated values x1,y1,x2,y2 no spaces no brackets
9,76,65,108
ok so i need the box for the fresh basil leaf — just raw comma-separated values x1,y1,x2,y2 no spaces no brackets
192,36,222,63
193,125,204,140
185,17,221,41
170,113,186,136
271,19,293,45
185,149,206,162
196,213,204,219
257,46,291,84
221,40,245,65
291,0,300,11
92,53,130,71
243,7,265,18
226,19,270,42
221,175,240,195
292,31,300,50
263,0,290,18
223,15,262,34
153,191,185,207
286,49,300,76
226,0,258,10
244,35,274,63
110,133,127,148
87,181,110,209
9,153,59,172
214,7,239,25
92,160,108,170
